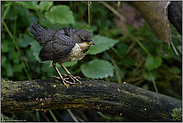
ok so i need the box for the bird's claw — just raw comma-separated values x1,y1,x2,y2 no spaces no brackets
52,76,77,88
66,74,82,84
52,74,82,87
61,73,81,79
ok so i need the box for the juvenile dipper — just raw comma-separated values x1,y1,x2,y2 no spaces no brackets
30,23,95,88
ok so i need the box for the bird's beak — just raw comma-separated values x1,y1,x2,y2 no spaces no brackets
88,41,95,45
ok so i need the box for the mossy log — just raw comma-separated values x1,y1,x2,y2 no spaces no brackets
1,79,182,121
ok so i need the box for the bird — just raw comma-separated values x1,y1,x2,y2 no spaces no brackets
30,22,95,88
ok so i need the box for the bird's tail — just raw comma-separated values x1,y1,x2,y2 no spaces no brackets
30,23,47,40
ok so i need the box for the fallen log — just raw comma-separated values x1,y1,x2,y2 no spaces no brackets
1,79,182,121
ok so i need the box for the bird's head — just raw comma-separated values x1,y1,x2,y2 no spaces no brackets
75,30,95,46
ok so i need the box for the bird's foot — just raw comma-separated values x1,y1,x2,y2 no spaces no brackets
63,74,82,84
52,74,81,88
52,76,77,88
61,73,81,80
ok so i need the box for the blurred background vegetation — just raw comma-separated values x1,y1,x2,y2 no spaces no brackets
1,1,181,122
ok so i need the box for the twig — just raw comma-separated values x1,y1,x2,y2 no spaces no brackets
88,1,92,28
171,41,179,56
99,1,127,23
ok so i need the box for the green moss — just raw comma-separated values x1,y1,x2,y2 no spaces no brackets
171,108,182,121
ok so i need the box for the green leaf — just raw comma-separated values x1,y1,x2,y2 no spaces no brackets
40,18,67,30
154,56,162,69
41,61,54,72
1,55,7,66
47,59,77,69
17,1,39,10
18,34,32,48
87,35,119,55
80,59,114,79
6,64,14,77
168,67,181,75
145,55,154,70
1,41,9,53
30,41,41,62
8,48,20,64
143,70,156,81
145,55,162,70
45,5,74,24
121,59,137,67
13,63,23,72
39,1,53,11
63,61,78,67
116,42,128,54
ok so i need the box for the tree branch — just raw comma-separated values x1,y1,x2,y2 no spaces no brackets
1,79,181,121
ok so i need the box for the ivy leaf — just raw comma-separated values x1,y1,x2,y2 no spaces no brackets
87,35,119,55
39,1,53,11
45,5,74,24
80,59,114,79
145,55,162,70
17,1,39,10
30,41,41,62
63,61,78,67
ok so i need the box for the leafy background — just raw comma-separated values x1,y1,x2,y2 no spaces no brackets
1,1,182,122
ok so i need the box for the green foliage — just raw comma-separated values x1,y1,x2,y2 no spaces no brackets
87,35,119,55
17,1,39,10
18,34,32,48
143,70,156,82
81,59,114,79
30,41,41,62
171,108,182,121
39,1,53,11
45,5,75,24
168,67,181,75
157,42,175,59
63,61,78,67
145,55,162,70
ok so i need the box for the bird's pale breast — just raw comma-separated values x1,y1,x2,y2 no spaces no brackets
58,43,89,63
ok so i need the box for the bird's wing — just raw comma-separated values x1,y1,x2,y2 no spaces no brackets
62,28,79,37
39,35,75,62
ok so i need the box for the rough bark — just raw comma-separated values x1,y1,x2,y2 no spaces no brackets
1,78,182,121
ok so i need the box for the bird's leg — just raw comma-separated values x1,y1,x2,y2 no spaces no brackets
60,63,82,84
52,62,76,88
